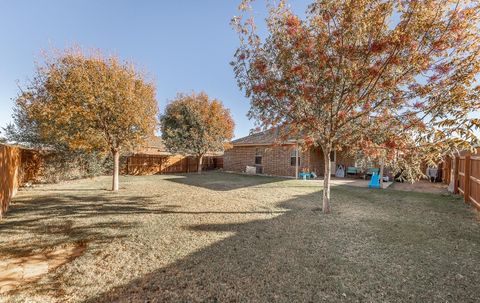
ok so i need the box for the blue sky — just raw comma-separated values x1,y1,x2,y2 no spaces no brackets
0,0,310,139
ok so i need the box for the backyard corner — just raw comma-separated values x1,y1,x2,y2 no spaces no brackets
0,171,479,302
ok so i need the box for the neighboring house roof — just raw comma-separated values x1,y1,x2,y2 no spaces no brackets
133,136,224,156
133,136,171,156
145,136,167,151
0,142,53,152
231,128,297,146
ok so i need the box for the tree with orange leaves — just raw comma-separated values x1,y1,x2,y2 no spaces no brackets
160,92,235,173
233,0,480,213
12,48,158,191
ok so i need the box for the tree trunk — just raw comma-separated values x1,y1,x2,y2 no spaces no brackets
322,146,332,214
379,157,385,189
197,154,203,174
112,149,120,191
295,144,299,179
448,153,457,193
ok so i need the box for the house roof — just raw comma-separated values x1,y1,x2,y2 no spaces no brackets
232,128,297,146
132,136,170,156
134,136,224,156
145,136,167,150
0,142,53,152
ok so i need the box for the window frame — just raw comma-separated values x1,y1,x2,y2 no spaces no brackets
330,151,336,162
255,148,263,165
290,148,300,167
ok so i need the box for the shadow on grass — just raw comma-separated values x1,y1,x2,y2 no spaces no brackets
0,173,288,258
0,191,161,256
157,209,289,215
86,188,480,303
86,191,340,302
163,171,286,191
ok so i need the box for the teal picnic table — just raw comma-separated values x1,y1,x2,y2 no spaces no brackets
346,167,358,176
299,172,314,180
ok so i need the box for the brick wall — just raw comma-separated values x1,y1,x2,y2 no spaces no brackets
225,144,355,178
224,146,257,173
224,144,309,177
261,145,303,177
308,148,324,175
309,147,356,175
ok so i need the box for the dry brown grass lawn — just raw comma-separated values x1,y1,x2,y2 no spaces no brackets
0,172,479,302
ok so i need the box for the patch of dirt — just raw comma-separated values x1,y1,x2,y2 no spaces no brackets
390,179,448,194
0,242,86,294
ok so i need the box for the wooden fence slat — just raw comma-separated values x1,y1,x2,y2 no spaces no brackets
123,154,223,176
447,152,480,211
454,156,460,194
464,155,471,203
1,144,23,218
470,175,480,185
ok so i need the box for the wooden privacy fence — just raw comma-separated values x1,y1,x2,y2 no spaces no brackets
0,145,22,218
0,144,43,218
125,154,223,175
446,151,480,211
442,155,451,186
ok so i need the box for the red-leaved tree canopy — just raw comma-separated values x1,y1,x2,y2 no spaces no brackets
232,0,480,213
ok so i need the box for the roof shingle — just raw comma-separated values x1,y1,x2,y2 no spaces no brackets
232,128,296,146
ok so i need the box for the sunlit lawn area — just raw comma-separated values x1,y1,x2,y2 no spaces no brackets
1,172,479,302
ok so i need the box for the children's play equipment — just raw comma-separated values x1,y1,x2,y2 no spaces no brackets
365,167,380,179
335,165,345,178
299,172,315,180
368,172,381,189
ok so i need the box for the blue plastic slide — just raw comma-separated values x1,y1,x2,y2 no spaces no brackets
369,172,381,189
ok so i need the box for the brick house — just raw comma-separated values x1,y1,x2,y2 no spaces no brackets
224,128,355,178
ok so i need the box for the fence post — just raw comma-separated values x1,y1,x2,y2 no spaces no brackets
443,157,449,184
464,154,471,203
454,156,459,194
447,156,452,184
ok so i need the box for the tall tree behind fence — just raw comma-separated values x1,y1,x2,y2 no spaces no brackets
0,144,21,218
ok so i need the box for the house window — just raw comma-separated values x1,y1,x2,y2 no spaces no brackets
255,148,262,165
291,148,300,166
330,151,336,162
